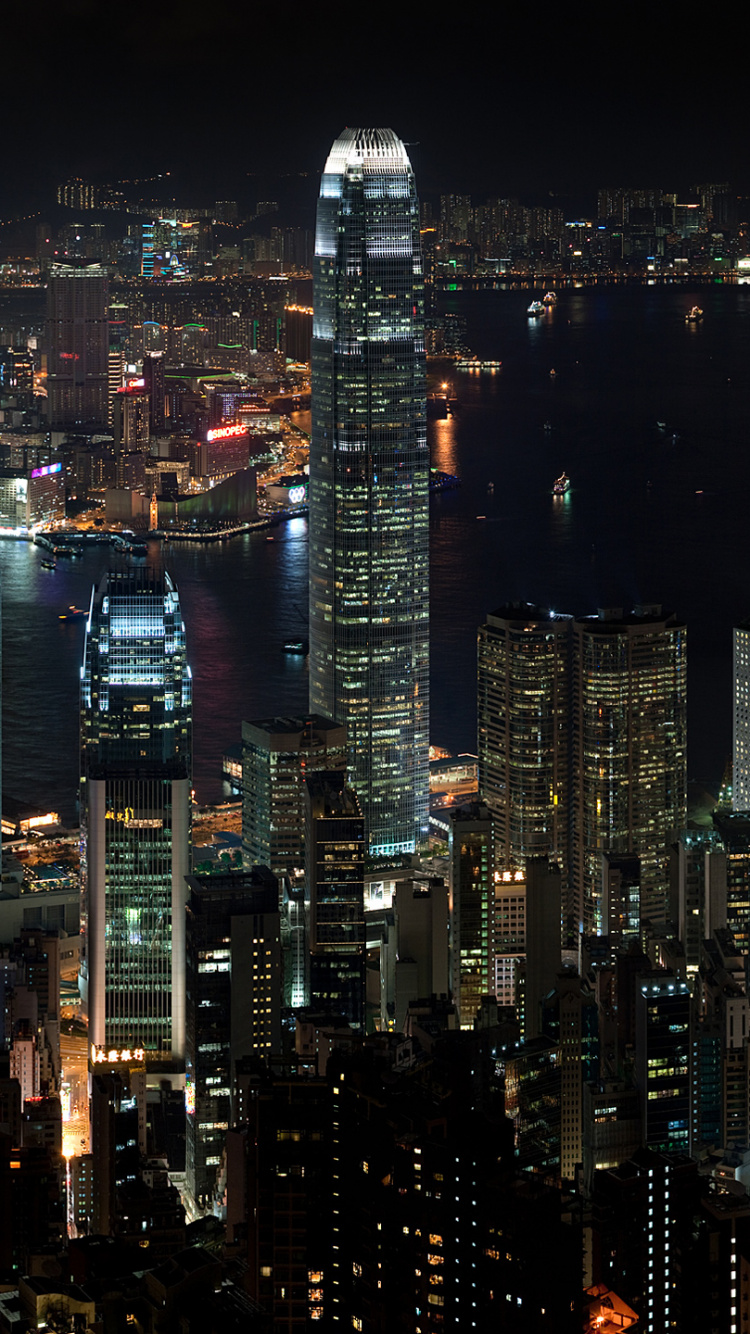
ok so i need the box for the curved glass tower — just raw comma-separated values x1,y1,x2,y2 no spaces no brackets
309,128,429,856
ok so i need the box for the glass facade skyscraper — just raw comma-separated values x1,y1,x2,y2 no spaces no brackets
80,568,192,1065
309,128,429,856
477,603,571,880
46,261,109,432
572,606,687,933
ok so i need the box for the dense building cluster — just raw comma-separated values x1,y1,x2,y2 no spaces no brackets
2,130,750,1334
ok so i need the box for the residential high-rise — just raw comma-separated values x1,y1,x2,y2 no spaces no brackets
309,128,429,856
572,606,687,933
80,569,191,1066
46,261,109,432
478,604,571,882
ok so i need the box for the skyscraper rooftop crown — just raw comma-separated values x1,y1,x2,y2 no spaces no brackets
323,128,412,176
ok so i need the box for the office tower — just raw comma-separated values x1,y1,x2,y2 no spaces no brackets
46,262,109,431
523,857,563,1039
635,975,690,1152
734,620,750,809
582,1079,642,1192
89,1056,147,1235
143,351,166,434
241,715,346,878
601,853,641,944
572,606,687,933
541,972,599,1182
309,128,429,856
80,569,191,1065
305,772,365,1030
114,383,150,454
449,803,495,1028
692,930,750,1154
712,811,750,954
494,868,527,1008
184,867,281,1209
478,603,571,881
670,829,725,973
504,1037,561,1176
379,878,450,1032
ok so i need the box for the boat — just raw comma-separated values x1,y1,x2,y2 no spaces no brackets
542,291,557,306
685,306,703,323
59,606,86,621
552,473,570,495
282,638,309,656
527,301,544,316
41,559,56,571
549,368,557,378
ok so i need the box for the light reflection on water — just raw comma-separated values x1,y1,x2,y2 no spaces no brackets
4,285,750,814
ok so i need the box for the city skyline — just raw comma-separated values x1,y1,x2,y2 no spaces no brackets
0,6,747,216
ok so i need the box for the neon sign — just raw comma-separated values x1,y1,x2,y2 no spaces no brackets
91,1045,145,1064
31,462,62,479
288,485,307,504
105,806,135,824
206,424,247,442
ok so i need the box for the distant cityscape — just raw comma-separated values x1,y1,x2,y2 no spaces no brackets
1,133,750,1334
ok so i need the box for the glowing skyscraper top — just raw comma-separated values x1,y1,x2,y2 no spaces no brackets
309,128,429,856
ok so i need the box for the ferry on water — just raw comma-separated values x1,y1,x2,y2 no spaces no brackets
542,291,557,306
527,301,545,317
552,473,571,495
685,306,703,323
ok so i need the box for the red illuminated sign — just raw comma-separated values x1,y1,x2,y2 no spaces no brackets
206,424,248,442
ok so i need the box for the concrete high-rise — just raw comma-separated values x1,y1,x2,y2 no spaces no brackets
46,261,109,432
572,606,687,933
80,568,191,1066
309,128,429,856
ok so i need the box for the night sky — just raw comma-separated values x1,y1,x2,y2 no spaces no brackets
2,2,745,215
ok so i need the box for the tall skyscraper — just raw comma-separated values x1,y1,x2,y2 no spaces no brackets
46,262,109,432
309,128,429,856
241,714,346,877
185,867,281,1208
305,771,366,1031
449,802,495,1029
477,603,571,878
572,606,687,933
80,569,192,1066
478,601,686,936
733,617,750,809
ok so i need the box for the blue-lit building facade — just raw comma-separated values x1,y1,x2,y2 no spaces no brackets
309,128,429,856
80,569,192,1065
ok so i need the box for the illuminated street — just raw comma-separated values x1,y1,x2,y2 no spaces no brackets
60,1022,90,1159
